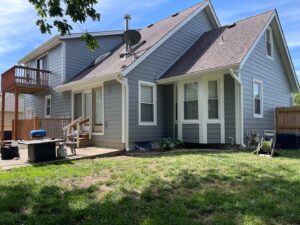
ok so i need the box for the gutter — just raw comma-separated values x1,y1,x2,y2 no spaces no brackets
229,68,245,147
116,75,129,150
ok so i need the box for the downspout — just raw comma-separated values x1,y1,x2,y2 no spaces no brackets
229,68,246,147
116,74,129,150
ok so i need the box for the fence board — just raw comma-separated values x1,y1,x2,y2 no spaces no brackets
276,107,300,134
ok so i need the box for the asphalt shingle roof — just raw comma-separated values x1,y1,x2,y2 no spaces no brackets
68,1,206,82
160,10,274,79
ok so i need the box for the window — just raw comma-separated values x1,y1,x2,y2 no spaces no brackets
37,55,48,70
184,82,198,120
266,27,273,58
139,81,157,125
208,80,219,119
253,80,263,118
45,95,51,118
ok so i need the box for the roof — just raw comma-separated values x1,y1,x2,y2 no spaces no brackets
0,94,24,112
18,30,124,64
160,10,274,79
67,1,208,83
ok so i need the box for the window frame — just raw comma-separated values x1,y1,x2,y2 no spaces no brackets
265,27,274,60
253,79,263,118
44,95,51,118
208,80,220,121
183,82,199,121
138,81,157,126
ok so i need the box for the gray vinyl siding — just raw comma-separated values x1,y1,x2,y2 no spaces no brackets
164,85,174,137
224,74,236,144
241,29,293,139
24,45,70,118
127,9,213,144
182,124,199,143
92,80,122,144
207,124,221,143
64,35,122,81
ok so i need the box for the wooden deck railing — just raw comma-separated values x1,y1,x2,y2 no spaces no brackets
1,65,50,93
276,106,300,134
13,117,71,140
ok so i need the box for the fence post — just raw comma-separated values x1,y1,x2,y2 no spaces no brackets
34,116,40,130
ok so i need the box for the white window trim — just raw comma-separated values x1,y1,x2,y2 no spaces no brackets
253,79,264,118
207,80,220,123
266,27,274,60
183,81,199,122
138,80,157,126
44,95,51,118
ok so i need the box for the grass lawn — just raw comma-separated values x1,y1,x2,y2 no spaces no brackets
0,150,300,225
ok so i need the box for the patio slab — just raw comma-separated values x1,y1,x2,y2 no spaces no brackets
0,146,124,171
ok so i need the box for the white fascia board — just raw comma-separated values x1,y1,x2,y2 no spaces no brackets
273,11,300,92
122,1,216,77
157,64,239,84
18,35,61,64
55,73,120,92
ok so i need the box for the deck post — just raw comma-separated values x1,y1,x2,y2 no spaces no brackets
1,92,5,141
13,88,19,140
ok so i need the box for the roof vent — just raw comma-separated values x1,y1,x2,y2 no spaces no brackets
172,12,179,17
228,23,236,29
91,52,111,66
147,24,154,28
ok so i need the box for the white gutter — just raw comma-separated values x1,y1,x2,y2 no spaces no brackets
116,75,129,150
229,68,245,147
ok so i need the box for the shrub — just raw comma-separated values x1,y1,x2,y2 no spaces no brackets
159,138,183,151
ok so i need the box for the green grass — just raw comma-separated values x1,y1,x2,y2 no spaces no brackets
1,150,300,225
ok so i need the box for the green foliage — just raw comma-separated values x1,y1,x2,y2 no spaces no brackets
29,0,100,50
261,140,272,152
294,93,300,105
159,138,183,150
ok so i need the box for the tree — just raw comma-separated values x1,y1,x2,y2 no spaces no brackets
29,0,100,51
294,93,300,105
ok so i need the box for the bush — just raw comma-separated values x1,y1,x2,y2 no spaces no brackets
159,138,183,151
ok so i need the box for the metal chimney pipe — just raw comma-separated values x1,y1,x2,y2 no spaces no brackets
124,14,131,52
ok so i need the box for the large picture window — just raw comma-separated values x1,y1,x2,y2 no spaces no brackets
208,80,219,119
253,79,263,118
184,82,198,120
139,81,157,125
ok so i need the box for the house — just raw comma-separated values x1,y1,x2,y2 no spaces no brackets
1,0,298,150
0,94,23,139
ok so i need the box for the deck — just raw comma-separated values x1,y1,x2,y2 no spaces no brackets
0,146,124,170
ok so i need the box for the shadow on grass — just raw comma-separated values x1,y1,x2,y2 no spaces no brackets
125,149,251,159
1,165,299,225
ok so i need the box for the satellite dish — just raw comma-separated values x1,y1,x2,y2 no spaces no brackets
122,30,141,46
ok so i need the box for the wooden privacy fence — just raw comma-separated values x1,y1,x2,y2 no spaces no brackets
13,117,71,140
276,107,300,134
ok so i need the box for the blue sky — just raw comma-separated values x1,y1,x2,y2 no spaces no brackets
0,0,299,77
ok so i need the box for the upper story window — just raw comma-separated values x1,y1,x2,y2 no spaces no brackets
208,80,219,119
45,95,51,118
184,82,198,120
139,81,157,126
253,79,263,118
266,27,273,59
37,55,48,70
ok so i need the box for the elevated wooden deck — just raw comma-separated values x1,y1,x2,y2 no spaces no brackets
1,65,51,140
1,65,50,94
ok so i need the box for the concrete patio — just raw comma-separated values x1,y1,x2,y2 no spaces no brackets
0,146,124,170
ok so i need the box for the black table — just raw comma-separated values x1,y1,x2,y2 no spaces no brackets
19,139,64,163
